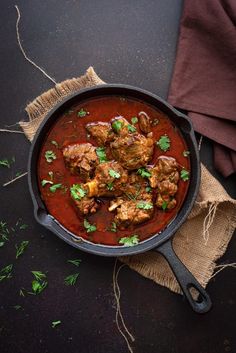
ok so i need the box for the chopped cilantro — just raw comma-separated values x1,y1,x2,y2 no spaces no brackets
107,182,114,191
131,117,138,124
127,124,136,133
0,264,13,282
70,184,87,201
156,135,171,152
183,150,190,157
137,167,151,178
67,259,82,267
109,222,117,233
145,186,152,193
180,169,190,181
119,235,139,247
162,201,168,210
136,201,153,210
64,273,79,286
51,140,59,148
0,159,11,168
15,240,29,259
49,183,62,193
29,271,47,295
45,150,56,163
41,179,53,187
96,147,107,163
112,120,123,133
83,219,96,233
77,108,87,117
52,320,61,328
13,305,22,310
108,169,120,179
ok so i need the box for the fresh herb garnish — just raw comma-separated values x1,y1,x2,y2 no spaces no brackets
45,150,56,163
64,273,79,286
152,118,159,126
19,289,25,297
108,169,121,179
131,117,138,124
70,184,87,201
77,108,87,117
156,135,171,152
162,201,168,210
180,169,190,181
15,240,29,259
127,124,136,133
0,159,11,168
51,140,59,148
83,219,96,233
107,182,114,191
67,259,82,267
41,179,53,187
119,235,139,247
112,120,123,133
49,183,62,193
48,171,53,180
0,221,9,245
145,186,152,193
96,147,107,163
13,305,23,310
183,150,190,157
109,222,117,233
52,320,61,328
30,271,47,295
136,201,153,210
19,224,28,230
0,264,13,282
137,167,151,178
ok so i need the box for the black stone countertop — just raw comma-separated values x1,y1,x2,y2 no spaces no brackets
0,1,235,353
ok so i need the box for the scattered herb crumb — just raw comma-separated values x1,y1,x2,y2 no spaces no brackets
131,117,138,124
145,186,152,193
52,320,61,328
106,182,113,191
51,140,59,148
137,167,151,178
0,264,13,282
83,219,96,233
96,147,107,163
45,150,56,163
49,183,62,193
13,305,22,310
180,169,190,181
183,150,190,157
119,235,139,247
156,135,171,152
64,273,79,286
41,179,53,187
108,169,120,179
136,201,153,210
112,120,123,133
77,108,87,117
162,201,168,211
67,259,82,267
127,124,136,133
70,184,87,201
110,222,117,233
15,240,29,259
29,271,47,295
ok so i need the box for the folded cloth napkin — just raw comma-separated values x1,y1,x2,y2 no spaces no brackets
168,0,236,177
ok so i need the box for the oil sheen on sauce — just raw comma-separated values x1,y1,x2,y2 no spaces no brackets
38,96,190,246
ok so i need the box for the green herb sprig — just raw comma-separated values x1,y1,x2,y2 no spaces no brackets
96,147,107,163
64,273,79,286
15,240,29,259
108,169,121,179
83,219,96,233
45,151,56,163
156,135,171,152
119,235,139,247
70,184,87,201
0,264,13,282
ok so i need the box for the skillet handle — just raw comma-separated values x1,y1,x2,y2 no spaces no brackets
156,241,212,313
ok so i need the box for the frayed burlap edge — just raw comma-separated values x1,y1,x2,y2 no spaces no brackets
20,67,236,295
19,67,105,141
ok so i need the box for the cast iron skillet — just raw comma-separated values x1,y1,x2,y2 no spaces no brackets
28,84,212,314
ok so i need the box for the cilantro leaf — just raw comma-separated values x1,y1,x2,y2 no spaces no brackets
49,183,62,193
64,273,79,286
70,184,87,201
52,320,61,328
13,305,23,310
15,240,29,259
119,235,139,247
45,150,56,163
112,120,123,133
180,169,190,181
107,182,114,191
183,150,190,157
127,124,136,133
96,147,107,163
109,222,117,233
51,140,59,148
131,117,138,124
29,271,47,295
156,135,171,152
41,179,53,187
145,186,152,193
0,159,11,168
162,201,168,210
77,108,87,117
83,219,96,233
108,169,120,179
31,271,46,281
67,259,82,267
137,167,151,178
0,264,13,282
136,201,153,210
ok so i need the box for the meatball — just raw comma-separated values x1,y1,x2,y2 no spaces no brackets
86,122,115,146
85,161,128,197
63,143,98,180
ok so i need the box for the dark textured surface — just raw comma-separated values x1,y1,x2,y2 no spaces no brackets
0,1,235,353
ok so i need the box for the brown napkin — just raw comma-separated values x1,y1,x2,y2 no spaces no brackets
20,67,236,294
168,0,236,177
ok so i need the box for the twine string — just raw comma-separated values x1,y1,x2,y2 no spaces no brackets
15,5,57,85
210,263,236,280
202,202,218,245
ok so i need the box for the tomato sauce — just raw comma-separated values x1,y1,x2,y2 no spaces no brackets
38,96,190,245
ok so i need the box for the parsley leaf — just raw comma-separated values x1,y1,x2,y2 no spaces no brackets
156,135,171,152
0,159,11,168
13,305,22,310
131,117,138,124
64,273,79,286
52,320,61,328
107,182,114,191
0,221,9,245
30,271,47,295
77,108,87,117
109,222,117,233
119,235,139,247
15,240,29,259
145,186,152,193
51,140,59,148
45,150,56,163
162,201,168,210
19,224,28,230
96,147,107,163
31,271,46,281
183,150,190,157
67,259,82,267
83,219,96,233
180,169,190,181
70,184,87,201
108,169,121,179
137,167,151,178
112,120,123,133
127,124,136,133
41,179,53,187
136,201,153,210
0,264,13,282
49,183,62,193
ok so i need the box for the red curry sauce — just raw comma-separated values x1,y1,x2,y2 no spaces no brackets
38,96,190,245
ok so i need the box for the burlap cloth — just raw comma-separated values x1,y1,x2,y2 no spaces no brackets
20,67,236,294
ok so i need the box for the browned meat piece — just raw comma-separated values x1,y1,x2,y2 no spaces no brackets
63,143,98,180
86,122,115,145
74,196,99,215
85,161,128,197
110,133,154,170
138,111,151,134
148,156,180,210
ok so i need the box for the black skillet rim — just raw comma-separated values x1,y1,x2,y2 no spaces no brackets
28,84,200,256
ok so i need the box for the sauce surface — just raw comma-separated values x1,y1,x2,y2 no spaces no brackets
38,96,190,245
